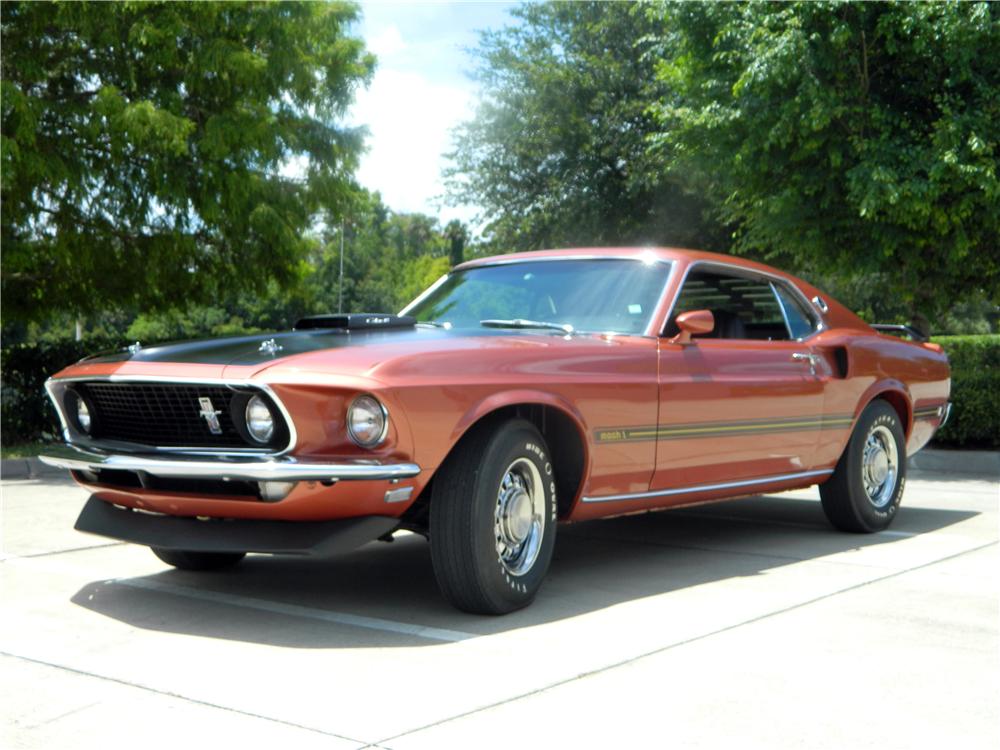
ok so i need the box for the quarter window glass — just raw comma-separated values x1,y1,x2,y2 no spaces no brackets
772,283,817,339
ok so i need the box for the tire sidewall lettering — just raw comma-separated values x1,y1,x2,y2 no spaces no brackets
494,438,556,593
857,409,905,525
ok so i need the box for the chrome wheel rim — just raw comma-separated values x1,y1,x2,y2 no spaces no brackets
494,458,545,576
862,425,899,508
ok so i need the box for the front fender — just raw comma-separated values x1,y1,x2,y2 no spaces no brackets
449,388,590,446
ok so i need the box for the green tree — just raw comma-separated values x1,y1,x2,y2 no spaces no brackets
1,1,373,323
653,1,1000,320
447,1,721,253
328,192,452,312
445,219,468,266
120,191,457,342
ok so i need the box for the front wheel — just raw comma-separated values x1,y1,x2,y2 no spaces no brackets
430,419,557,615
151,548,246,571
820,400,906,533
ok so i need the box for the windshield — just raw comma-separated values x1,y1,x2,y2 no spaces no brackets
402,258,673,335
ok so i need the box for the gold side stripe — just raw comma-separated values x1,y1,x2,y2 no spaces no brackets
595,415,855,443
657,419,851,437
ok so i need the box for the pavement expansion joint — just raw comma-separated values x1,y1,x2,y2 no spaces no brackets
1,649,364,744
372,538,999,747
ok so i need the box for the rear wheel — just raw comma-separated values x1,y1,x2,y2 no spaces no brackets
820,400,906,533
430,419,557,615
151,548,246,571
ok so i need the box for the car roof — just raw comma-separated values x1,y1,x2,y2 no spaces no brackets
455,247,786,277
450,247,872,335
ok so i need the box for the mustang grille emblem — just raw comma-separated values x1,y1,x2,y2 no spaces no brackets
198,397,223,435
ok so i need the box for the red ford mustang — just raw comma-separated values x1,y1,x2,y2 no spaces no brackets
41,248,951,614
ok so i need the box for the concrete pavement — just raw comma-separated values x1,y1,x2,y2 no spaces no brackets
2,468,997,749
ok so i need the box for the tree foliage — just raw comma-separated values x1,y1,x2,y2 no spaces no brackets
97,191,452,344
652,0,1000,318
449,1,999,323
1,1,373,323
447,1,721,252
322,191,452,315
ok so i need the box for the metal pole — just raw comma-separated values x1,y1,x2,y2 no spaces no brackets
338,219,345,313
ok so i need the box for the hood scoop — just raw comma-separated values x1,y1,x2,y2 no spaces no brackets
293,313,416,331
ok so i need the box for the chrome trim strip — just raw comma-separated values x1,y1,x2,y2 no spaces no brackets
399,272,450,316
45,376,298,457
38,444,421,482
456,253,675,270
644,258,679,338
659,260,827,341
939,402,953,430
581,469,834,504
770,281,795,340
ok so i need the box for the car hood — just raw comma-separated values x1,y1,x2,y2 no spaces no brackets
80,328,434,367
71,326,632,382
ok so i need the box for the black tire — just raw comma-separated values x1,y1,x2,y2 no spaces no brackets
820,400,907,533
151,548,246,571
430,419,557,615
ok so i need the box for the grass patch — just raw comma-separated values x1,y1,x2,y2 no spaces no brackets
1,440,53,459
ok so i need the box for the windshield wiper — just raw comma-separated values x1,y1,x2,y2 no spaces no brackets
416,320,452,329
480,318,574,333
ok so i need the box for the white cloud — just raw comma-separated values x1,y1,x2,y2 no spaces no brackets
350,66,476,224
367,24,406,59
342,3,511,229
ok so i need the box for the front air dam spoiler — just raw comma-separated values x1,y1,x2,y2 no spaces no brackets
75,497,400,556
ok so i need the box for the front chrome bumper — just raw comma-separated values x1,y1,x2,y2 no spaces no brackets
38,444,421,482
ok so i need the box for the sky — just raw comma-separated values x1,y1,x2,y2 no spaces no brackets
347,2,519,226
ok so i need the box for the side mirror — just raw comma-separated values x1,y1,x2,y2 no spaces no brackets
669,309,714,345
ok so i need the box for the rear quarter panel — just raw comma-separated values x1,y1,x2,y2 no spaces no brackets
813,329,951,465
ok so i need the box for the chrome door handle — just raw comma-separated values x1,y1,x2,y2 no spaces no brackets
792,352,821,375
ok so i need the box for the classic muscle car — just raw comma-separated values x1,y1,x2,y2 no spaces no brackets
40,248,951,614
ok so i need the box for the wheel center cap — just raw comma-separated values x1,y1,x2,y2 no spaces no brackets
503,490,533,544
869,450,889,485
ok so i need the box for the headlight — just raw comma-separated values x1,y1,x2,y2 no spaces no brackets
76,398,92,434
245,394,275,443
347,395,387,448
65,390,92,435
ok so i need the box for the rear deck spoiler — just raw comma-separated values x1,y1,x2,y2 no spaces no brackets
870,324,929,343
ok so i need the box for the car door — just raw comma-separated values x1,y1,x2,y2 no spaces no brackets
650,266,828,494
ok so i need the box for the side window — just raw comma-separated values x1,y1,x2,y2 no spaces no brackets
771,283,819,340
665,270,794,341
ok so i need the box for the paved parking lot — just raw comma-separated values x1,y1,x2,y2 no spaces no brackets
2,466,997,749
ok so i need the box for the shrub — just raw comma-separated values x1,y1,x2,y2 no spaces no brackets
932,335,1000,449
1,337,121,445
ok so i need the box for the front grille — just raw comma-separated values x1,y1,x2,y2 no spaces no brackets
79,382,267,449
